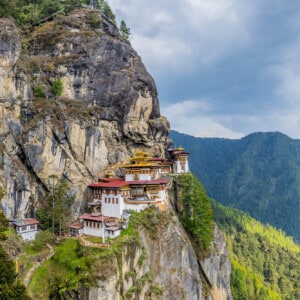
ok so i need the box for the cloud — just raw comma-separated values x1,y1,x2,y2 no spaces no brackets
109,0,255,75
268,39,300,106
161,99,244,138
109,1,300,139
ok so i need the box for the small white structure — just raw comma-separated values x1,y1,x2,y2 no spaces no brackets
80,213,108,238
168,147,190,173
12,218,39,241
68,223,84,236
105,226,122,238
79,214,122,239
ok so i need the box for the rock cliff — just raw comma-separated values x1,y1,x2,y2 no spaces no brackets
90,207,232,300
0,9,232,300
0,10,170,218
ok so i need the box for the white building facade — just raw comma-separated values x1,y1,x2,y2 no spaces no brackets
12,219,39,241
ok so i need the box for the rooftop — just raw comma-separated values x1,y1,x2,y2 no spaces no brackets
68,223,84,230
12,218,39,227
79,213,109,222
89,178,169,188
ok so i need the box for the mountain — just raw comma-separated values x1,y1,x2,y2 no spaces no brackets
170,130,300,243
0,10,170,219
212,201,300,300
0,7,232,299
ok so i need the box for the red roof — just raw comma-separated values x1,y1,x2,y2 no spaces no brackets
89,178,169,188
68,223,84,229
24,219,39,225
89,180,128,188
79,213,109,222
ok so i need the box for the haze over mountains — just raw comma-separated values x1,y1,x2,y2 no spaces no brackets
170,130,300,243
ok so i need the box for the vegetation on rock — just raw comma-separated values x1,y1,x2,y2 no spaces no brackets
0,0,117,29
120,20,131,39
0,211,8,240
51,78,63,97
174,173,213,256
213,201,300,300
0,245,30,299
27,238,96,299
27,207,165,299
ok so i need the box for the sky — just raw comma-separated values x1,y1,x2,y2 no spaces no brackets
109,0,300,139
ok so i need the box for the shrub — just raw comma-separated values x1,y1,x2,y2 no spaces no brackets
34,84,46,98
51,78,63,96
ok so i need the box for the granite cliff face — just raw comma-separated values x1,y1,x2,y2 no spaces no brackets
0,10,170,218
90,208,232,300
0,9,232,299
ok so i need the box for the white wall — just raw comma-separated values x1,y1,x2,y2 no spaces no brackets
19,230,37,241
125,203,150,212
125,174,134,181
83,222,104,237
101,193,125,218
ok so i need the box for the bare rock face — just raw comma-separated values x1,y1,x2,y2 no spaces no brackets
201,226,233,300
0,11,170,218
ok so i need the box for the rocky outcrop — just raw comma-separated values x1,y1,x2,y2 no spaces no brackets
0,9,232,300
0,10,170,218
90,208,232,300
201,227,232,300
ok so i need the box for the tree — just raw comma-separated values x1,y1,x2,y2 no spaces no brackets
176,173,213,254
0,246,30,300
97,0,116,23
0,211,9,240
119,20,130,39
37,176,74,236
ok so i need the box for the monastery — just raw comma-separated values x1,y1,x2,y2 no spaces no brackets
73,147,189,239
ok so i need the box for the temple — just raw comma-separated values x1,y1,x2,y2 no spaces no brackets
77,148,189,239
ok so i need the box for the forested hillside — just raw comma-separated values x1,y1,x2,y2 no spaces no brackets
0,0,117,28
212,201,300,300
170,130,300,243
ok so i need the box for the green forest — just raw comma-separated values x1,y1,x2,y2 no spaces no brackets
212,201,300,300
174,173,213,256
0,0,120,30
170,130,300,243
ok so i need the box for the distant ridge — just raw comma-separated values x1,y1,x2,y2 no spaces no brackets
170,130,300,243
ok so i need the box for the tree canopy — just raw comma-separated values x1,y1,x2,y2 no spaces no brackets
0,246,30,299
174,173,213,255
0,0,117,28
212,201,300,300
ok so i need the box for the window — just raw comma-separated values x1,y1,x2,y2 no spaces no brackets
116,198,118,204
112,198,114,204
30,225,36,230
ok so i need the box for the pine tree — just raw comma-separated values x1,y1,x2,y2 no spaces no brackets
120,20,131,39
0,246,30,299
176,173,213,254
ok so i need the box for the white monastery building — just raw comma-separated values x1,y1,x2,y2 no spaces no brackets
78,148,189,238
